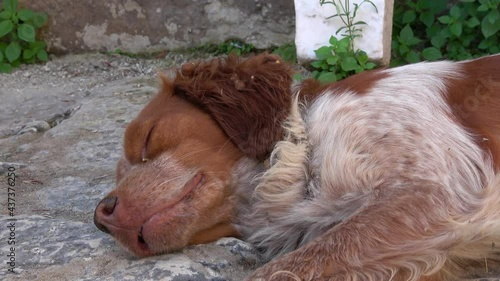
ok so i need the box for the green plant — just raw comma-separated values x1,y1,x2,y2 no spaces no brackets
312,36,376,82
0,0,48,73
216,39,255,56
320,0,378,50
392,0,499,65
311,0,378,83
271,43,297,63
183,39,256,56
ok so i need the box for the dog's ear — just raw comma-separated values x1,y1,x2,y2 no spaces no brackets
158,72,175,97
173,54,293,160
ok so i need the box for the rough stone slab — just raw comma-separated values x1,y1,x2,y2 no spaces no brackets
294,0,394,64
18,0,295,54
0,53,256,280
0,215,257,280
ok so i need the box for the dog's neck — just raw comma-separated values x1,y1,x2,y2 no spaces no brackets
229,157,266,230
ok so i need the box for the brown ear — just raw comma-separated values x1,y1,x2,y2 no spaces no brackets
172,53,293,160
158,71,176,97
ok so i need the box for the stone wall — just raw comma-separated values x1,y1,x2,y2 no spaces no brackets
18,0,295,54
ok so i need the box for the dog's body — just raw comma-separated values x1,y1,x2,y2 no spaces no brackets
95,54,500,280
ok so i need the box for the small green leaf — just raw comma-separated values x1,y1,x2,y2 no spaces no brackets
314,46,332,60
32,12,48,28
405,51,420,63
450,22,463,37
18,23,35,42
489,45,499,53
36,49,48,61
402,10,416,24
485,9,500,24
398,26,420,46
440,27,452,38
336,73,346,81
0,62,13,73
399,44,409,54
328,35,338,45
5,42,21,62
406,36,422,46
0,10,12,20
419,0,433,9
354,66,364,73
438,15,451,24
18,9,34,21
352,20,367,26
356,52,368,64
431,34,446,48
336,26,348,35
462,34,474,47
419,12,435,27
326,56,338,65
465,2,478,17
426,25,440,37
428,0,447,14
24,56,36,64
422,47,443,60
0,50,3,61
365,62,376,69
22,48,34,59
340,57,358,71
390,58,405,67
450,6,461,19
337,37,350,52
481,16,500,38
467,17,480,28
0,20,13,37
317,71,337,83
478,38,489,49
399,25,414,43
30,40,46,50
310,60,324,69
477,4,489,12
2,0,18,13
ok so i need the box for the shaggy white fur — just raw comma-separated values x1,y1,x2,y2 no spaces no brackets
240,59,500,280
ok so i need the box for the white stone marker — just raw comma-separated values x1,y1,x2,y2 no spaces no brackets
294,0,394,65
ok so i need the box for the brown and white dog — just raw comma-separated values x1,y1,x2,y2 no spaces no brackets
94,54,500,280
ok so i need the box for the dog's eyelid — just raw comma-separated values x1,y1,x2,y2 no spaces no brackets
141,123,157,163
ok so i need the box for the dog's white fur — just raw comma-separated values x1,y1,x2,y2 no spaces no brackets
238,58,500,280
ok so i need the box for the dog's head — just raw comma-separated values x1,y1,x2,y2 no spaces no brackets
94,54,293,257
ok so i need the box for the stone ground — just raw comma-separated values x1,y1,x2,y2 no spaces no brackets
0,53,258,281
0,53,499,281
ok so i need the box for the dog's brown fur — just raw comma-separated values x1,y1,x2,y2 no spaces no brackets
95,54,500,280
174,54,293,160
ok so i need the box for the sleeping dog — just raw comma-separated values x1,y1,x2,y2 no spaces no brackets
95,54,500,280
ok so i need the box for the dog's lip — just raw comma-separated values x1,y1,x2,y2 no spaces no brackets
159,172,205,210
142,172,205,225
135,172,206,255
137,226,149,252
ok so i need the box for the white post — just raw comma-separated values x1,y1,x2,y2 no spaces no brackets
294,0,394,65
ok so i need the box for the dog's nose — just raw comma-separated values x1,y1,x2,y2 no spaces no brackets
94,196,118,234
